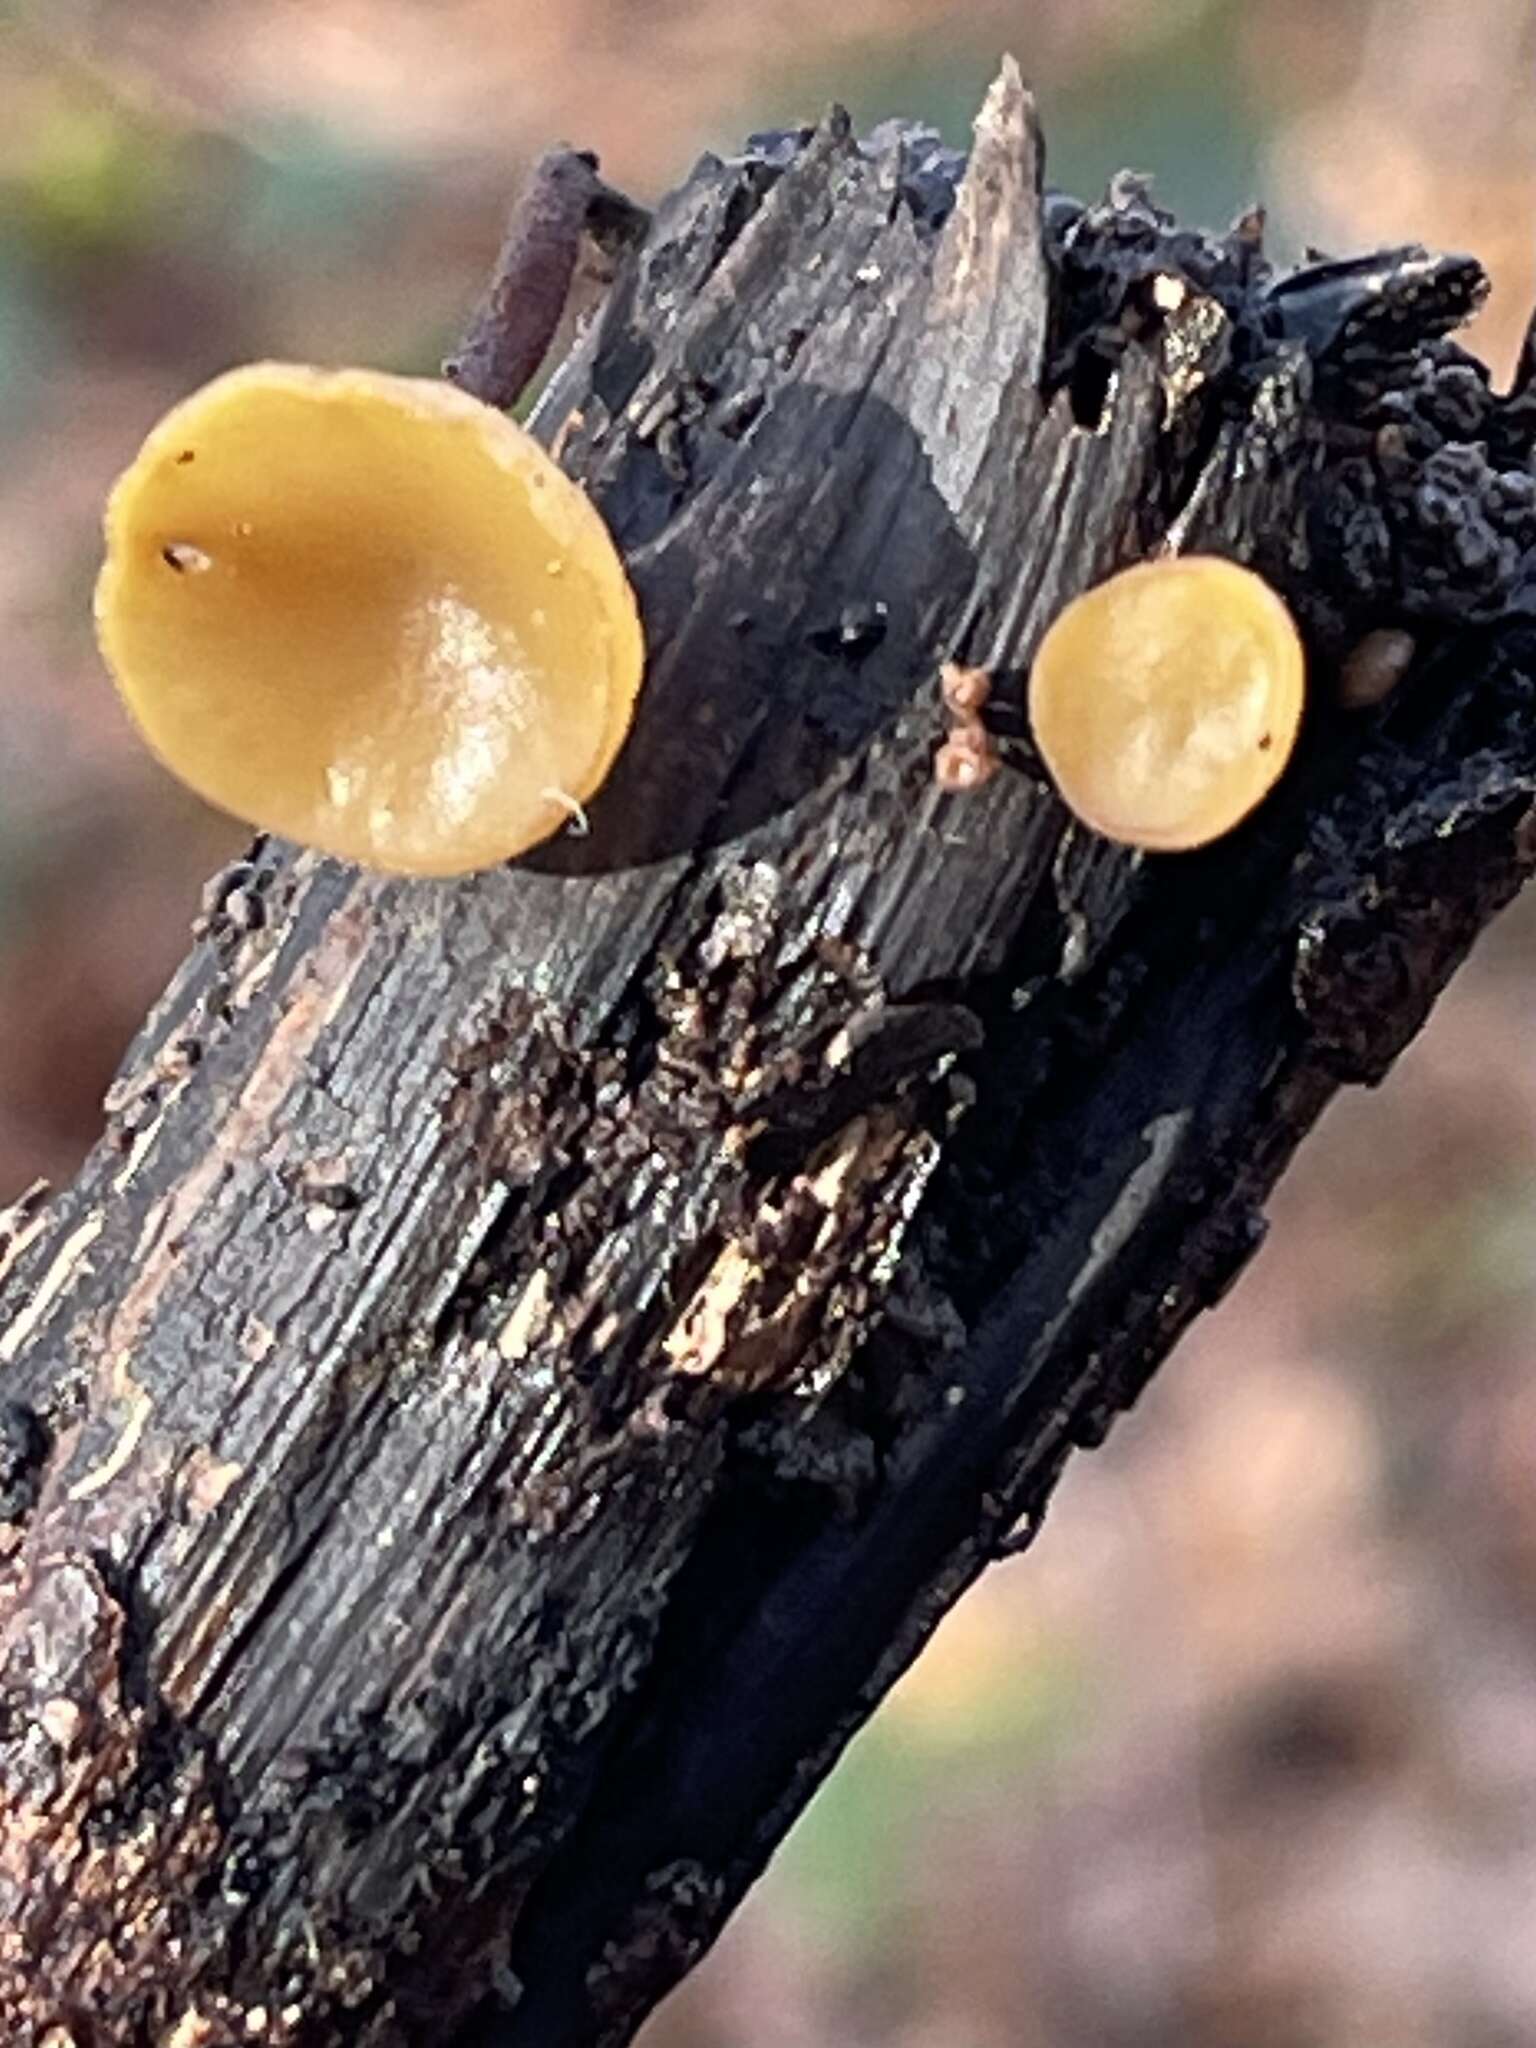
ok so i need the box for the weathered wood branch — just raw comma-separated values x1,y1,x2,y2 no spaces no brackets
5,61,1536,2048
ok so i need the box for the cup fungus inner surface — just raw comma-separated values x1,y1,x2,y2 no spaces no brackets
1027,555,1305,851
95,364,644,875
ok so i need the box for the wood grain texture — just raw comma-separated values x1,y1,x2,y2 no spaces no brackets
3,61,1536,2047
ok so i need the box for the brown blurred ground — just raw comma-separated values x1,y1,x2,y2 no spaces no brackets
2,3,1535,2042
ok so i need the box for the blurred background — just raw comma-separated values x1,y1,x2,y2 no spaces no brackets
3,2,1536,2042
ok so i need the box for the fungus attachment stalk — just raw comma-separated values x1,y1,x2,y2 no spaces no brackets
1027,555,1305,851
94,364,644,876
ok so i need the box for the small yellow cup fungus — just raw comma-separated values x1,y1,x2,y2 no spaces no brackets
94,363,644,876
1027,555,1305,851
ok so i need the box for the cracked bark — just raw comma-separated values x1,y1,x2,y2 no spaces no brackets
5,59,1536,2048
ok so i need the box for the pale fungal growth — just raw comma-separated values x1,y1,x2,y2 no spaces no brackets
933,733,998,791
1027,554,1306,851
94,363,644,877
934,659,1000,791
1337,626,1416,710
939,660,993,717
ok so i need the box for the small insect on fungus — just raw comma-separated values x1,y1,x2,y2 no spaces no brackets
1027,554,1305,851
94,364,644,877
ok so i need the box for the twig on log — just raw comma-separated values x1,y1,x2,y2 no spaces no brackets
443,147,649,409
3,57,1536,2048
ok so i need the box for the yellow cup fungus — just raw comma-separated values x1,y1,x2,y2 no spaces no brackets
1027,555,1305,851
94,363,644,876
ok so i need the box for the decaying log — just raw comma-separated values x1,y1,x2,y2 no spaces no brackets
5,58,1536,2048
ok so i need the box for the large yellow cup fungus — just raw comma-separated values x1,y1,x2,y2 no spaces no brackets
1027,555,1305,852
94,364,644,876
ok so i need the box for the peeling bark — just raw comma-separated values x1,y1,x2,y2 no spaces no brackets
4,61,1536,2048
